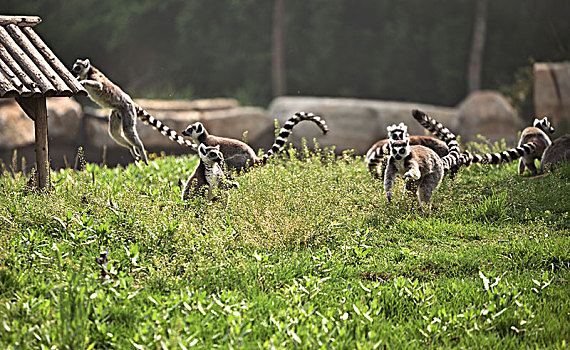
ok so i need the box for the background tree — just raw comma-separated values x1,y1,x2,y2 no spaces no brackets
1,0,568,109
467,0,488,93
272,0,286,97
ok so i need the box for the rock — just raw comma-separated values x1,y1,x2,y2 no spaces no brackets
85,105,273,152
46,97,83,143
269,96,458,154
540,134,570,172
0,99,34,149
534,62,570,134
135,98,239,112
457,91,523,144
0,97,82,149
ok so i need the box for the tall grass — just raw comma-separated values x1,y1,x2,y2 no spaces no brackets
0,146,569,348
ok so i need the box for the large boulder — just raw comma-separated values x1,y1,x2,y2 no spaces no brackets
457,91,523,145
269,96,458,154
46,97,83,143
534,62,570,134
0,100,34,149
85,103,273,152
0,97,82,149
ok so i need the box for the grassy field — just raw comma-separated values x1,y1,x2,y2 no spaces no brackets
0,145,569,349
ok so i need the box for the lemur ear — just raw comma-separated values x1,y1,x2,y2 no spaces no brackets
198,143,206,155
532,118,540,127
195,122,204,133
214,145,220,150
84,58,90,66
387,124,396,133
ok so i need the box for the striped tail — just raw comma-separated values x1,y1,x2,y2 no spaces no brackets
135,105,198,152
466,142,537,165
258,111,329,164
411,109,461,171
367,145,389,179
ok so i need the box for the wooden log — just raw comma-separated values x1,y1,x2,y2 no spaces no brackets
5,25,71,95
0,26,56,95
16,97,50,189
22,27,86,96
0,73,18,97
0,42,42,95
0,57,33,97
0,16,41,27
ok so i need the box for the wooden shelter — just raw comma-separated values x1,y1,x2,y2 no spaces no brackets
0,15,86,189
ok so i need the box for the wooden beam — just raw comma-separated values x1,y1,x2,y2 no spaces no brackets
16,97,49,189
0,16,42,27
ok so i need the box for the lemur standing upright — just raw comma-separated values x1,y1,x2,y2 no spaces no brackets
181,112,329,173
516,117,554,175
374,110,466,208
72,59,198,163
365,122,449,178
381,131,447,209
182,144,238,201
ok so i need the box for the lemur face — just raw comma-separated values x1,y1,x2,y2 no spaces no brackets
71,58,90,78
389,139,410,160
182,122,205,139
387,122,409,141
198,144,223,165
533,117,554,134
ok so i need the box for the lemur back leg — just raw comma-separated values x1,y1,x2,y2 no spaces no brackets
518,158,526,175
120,105,148,165
108,110,140,160
525,158,538,175
417,172,441,209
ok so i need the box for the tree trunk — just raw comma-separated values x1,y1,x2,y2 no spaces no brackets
467,0,488,93
272,0,286,97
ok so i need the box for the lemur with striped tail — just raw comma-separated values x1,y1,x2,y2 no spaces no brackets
374,110,465,208
72,59,198,164
182,144,238,201
181,112,329,173
365,122,449,179
379,130,446,209
516,117,554,175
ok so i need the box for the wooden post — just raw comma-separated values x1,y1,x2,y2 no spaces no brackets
16,97,49,189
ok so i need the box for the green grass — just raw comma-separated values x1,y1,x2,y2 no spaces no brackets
0,146,569,349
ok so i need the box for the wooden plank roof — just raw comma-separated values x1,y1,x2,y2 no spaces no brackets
0,15,86,98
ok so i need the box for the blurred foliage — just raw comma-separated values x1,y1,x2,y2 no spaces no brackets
1,0,569,109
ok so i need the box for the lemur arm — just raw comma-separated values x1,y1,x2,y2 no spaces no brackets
79,80,103,90
383,159,397,202
402,161,421,181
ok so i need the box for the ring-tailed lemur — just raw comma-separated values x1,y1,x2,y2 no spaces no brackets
540,134,570,172
181,112,329,173
380,132,446,209
365,122,449,178
72,59,198,163
72,58,148,164
516,117,554,175
182,144,238,201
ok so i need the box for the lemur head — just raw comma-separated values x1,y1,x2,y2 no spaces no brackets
389,138,411,161
198,144,223,165
182,122,206,139
71,58,91,79
533,117,555,134
386,122,409,141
